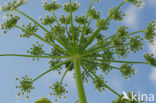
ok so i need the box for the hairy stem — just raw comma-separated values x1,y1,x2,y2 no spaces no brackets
74,55,87,103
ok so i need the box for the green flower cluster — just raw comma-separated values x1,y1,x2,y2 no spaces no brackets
75,15,87,24
35,97,52,103
87,8,101,20
27,42,45,60
93,75,106,92
144,53,156,67
15,75,34,100
42,0,62,11
20,23,38,38
40,15,56,25
0,0,27,11
109,7,125,21
63,1,80,12
49,81,68,101
96,18,110,31
53,25,65,36
145,21,156,43
44,32,53,43
112,26,129,58
127,0,143,8
100,49,114,74
59,15,70,24
0,14,20,34
129,36,143,53
120,64,136,79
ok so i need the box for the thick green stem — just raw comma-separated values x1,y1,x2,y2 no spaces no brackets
74,56,87,103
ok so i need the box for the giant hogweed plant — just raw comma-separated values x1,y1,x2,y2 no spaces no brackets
0,0,156,103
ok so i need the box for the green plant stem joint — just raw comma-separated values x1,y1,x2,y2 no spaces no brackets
0,0,156,103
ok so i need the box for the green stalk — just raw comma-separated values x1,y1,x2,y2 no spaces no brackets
0,54,69,59
83,58,148,64
74,55,87,103
33,60,70,82
82,0,128,51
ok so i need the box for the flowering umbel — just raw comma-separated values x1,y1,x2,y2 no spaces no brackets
0,0,156,103
49,81,68,102
15,75,34,99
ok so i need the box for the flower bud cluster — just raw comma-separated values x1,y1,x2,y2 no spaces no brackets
0,14,20,34
129,36,143,53
96,18,110,31
44,31,54,43
27,42,45,61
59,15,70,24
120,63,135,79
15,75,34,100
53,25,65,35
109,7,125,21
0,0,27,11
100,49,114,74
40,15,55,25
49,81,68,101
42,0,62,11
93,75,106,92
75,15,87,24
144,53,156,67
87,8,101,19
145,21,156,43
112,26,129,58
63,1,80,12
20,23,38,38
127,0,143,8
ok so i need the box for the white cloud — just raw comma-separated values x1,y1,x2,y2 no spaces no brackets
123,5,142,30
149,38,156,85
109,76,123,93
150,68,156,85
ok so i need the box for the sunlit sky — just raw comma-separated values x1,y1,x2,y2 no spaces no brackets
0,0,156,103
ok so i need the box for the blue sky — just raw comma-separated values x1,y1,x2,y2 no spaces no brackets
0,0,156,103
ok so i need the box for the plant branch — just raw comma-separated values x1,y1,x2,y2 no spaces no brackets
69,0,75,47
81,0,128,52
83,30,145,55
14,9,68,51
82,62,121,97
83,58,148,64
79,0,94,47
0,54,70,59
15,25,69,55
60,63,72,84
33,60,70,82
